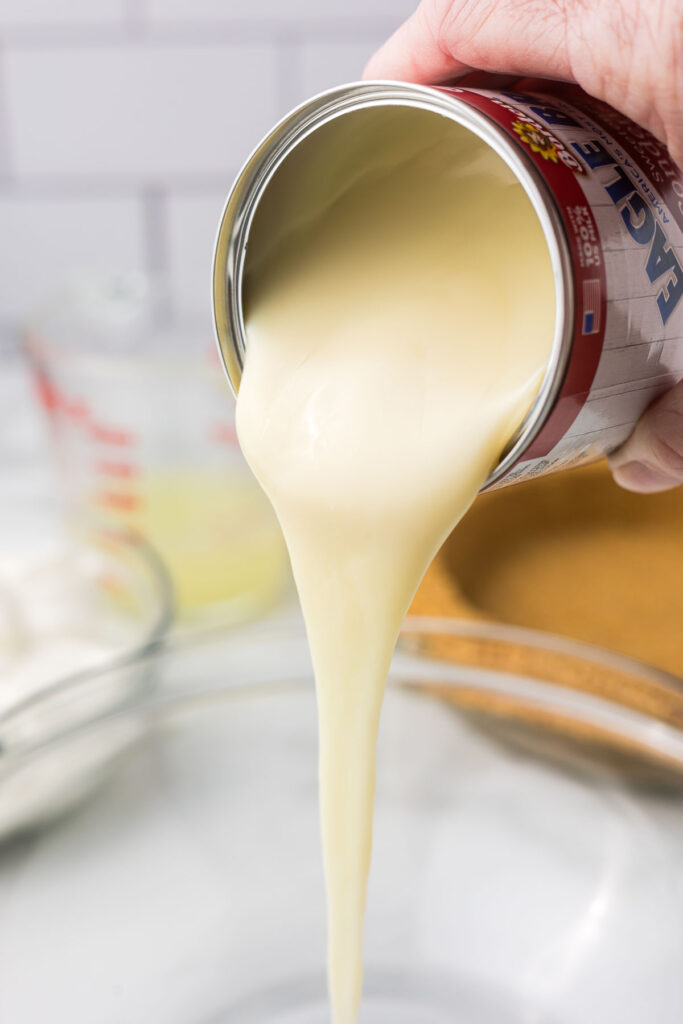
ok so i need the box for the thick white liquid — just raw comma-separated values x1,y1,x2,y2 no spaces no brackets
237,106,555,1023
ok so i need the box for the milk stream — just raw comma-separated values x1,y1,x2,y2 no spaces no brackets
236,105,556,1022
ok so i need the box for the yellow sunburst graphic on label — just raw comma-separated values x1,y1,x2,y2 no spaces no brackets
512,119,559,162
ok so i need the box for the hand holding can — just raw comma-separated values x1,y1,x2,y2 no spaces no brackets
365,0,683,493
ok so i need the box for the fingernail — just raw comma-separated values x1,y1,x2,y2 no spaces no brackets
611,460,682,493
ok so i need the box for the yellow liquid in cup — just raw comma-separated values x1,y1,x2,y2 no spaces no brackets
92,469,289,617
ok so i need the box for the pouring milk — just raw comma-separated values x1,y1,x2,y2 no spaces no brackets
236,105,555,1023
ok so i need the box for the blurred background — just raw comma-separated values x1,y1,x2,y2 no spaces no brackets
0,0,413,333
0,0,415,630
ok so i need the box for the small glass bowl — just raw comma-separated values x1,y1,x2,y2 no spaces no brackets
0,530,172,838
0,617,682,1023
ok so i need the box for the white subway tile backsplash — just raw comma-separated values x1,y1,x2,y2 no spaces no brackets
299,39,377,97
0,0,124,28
146,0,414,25
0,195,145,321
5,44,277,179
0,0,417,347
167,190,228,318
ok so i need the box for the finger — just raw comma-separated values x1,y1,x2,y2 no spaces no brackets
609,381,683,493
364,3,472,84
364,0,572,85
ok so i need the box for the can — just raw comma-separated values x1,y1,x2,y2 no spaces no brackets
212,79,683,489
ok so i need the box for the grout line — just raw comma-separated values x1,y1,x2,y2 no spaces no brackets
0,41,11,184
0,174,237,198
0,25,131,48
141,184,173,319
0,18,396,48
122,0,147,37
0,318,19,346
273,32,304,114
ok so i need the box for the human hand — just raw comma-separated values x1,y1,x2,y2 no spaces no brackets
365,0,683,492
608,383,683,493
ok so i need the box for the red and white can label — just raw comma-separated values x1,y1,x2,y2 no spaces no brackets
445,85,683,486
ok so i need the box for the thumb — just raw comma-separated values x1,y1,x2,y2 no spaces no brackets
363,3,472,84
363,0,572,85
609,382,683,493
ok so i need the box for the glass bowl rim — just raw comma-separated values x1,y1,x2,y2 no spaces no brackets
2,611,683,776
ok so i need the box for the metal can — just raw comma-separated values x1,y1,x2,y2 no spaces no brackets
212,80,683,489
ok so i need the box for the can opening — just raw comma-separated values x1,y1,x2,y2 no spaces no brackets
214,84,571,486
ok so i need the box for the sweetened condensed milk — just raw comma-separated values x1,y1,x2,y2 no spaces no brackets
236,105,554,1023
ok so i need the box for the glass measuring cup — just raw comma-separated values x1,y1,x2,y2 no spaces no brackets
22,276,289,622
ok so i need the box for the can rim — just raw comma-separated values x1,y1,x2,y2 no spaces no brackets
212,80,575,489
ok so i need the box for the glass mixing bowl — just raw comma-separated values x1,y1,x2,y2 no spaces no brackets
1,618,682,1023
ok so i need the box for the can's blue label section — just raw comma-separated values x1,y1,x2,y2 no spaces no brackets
570,137,683,325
